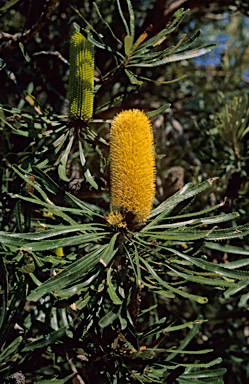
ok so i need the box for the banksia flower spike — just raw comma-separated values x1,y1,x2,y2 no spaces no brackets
69,29,95,121
108,109,156,227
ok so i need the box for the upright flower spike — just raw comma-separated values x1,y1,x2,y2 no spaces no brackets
109,109,156,227
69,29,94,121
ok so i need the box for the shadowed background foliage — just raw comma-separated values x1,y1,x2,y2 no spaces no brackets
0,1,249,383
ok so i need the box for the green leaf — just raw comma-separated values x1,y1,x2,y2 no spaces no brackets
12,165,50,203
0,336,22,363
126,0,135,44
178,378,224,384
130,44,217,67
107,267,122,305
73,22,124,59
166,315,204,361
125,35,133,56
93,2,122,45
176,357,223,368
140,258,208,304
0,223,105,241
14,199,22,233
147,179,217,224
0,257,8,330
117,0,130,36
162,247,249,280
78,140,98,189
146,103,171,118
58,135,74,181
0,0,21,13
207,242,249,257
166,265,237,288
224,280,249,299
21,327,66,352
99,232,119,267
27,245,107,301
136,9,188,51
180,368,226,378
125,69,143,85
34,373,75,384
98,306,120,328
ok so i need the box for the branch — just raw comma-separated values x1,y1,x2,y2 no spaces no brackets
32,50,69,65
0,0,58,54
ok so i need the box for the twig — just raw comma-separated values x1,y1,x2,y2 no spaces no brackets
32,50,69,65
66,355,86,384
0,0,58,54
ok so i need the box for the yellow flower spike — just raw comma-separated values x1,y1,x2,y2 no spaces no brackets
69,29,95,121
109,109,156,227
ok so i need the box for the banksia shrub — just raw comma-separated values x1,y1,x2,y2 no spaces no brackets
68,29,95,121
108,109,156,227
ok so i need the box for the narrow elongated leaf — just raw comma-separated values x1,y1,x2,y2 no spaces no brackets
99,306,120,328
224,280,249,299
28,245,107,301
125,35,133,56
107,267,122,305
140,258,208,304
180,368,226,378
0,0,21,13
21,327,66,352
166,315,203,361
14,199,23,233
0,336,22,363
12,165,49,202
35,373,75,384
162,247,249,280
58,135,74,181
146,103,171,118
167,265,237,287
0,223,105,240
117,0,130,36
78,140,98,189
137,9,188,51
0,257,8,329
73,22,124,59
127,0,135,44
100,232,119,266
130,44,217,67
147,179,217,224
93,2,122,45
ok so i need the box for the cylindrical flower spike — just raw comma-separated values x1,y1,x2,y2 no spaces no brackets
69,29,95,121
108,109,156,227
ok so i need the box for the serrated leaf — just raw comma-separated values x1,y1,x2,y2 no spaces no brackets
117,0,130,36
147,179,217,224
162,247,249,280
166,315,204,361
140,258,208,304
130,44,217,67
180,368,226,378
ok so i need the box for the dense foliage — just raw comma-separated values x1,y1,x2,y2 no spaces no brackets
0,1,249,383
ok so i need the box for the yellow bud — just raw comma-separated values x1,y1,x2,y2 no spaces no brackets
69,29,95,121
